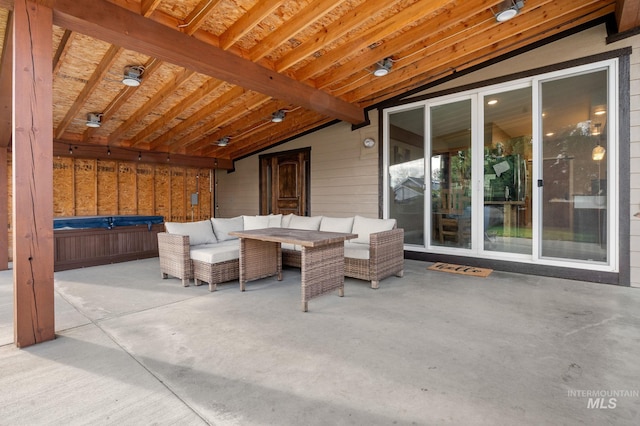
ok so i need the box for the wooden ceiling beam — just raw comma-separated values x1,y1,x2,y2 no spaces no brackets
108,67,195,144
219,0,285,50
149,85,247,150
196,100,292,155
191,99,290,155
311,0,504,89
54,44,121,140
141,0,162,17
274,0,395,73
170,93,272,151
52,29,73,75
616,0,640,32
82,57,162,142
248,0,341,62
46,0,365,125
339,0,611,102
225,111,331,160
125,77,225,147
179,0,224,35
294,0,455,82
345,1,615,104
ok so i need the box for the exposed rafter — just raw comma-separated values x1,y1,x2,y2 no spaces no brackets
45,0,365,125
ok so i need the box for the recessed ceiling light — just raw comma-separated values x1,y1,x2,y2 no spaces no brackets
487,99,498,105
271,110,286,123
373,58,393,77
594,108,606,116
122,65,145,87
545,132,554,137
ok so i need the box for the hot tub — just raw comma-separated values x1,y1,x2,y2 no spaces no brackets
54,215,164,271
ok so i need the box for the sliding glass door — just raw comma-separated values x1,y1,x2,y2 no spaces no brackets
384,59,617,272
539,69,609,263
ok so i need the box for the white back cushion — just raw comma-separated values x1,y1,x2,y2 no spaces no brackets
288,215,322,230
268,214,283,227
351,215,396,244
165,220,217,246
320,216,354,233
211,216,243,242
281,214,294,228
243,215,271,230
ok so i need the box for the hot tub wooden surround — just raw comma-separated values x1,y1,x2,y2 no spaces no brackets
53,215,164,271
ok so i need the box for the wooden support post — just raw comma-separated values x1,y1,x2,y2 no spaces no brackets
0,148,7,270
12,0,54,347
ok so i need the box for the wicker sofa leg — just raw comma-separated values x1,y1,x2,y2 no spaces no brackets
371,280,379,289
396,270,404,277
182,278,190,287
209,282,217,292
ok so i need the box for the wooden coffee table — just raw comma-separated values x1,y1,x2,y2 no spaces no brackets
229,228,356,311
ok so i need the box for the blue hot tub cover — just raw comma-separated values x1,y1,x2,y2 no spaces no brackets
54,215,164,230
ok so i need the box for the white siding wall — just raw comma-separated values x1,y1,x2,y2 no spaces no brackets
216,111,380,218
217,24,640,285
629,35,640,288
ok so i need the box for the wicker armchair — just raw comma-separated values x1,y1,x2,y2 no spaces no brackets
157,232,193,287
344,228,404,289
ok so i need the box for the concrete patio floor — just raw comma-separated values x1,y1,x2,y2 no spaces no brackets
0,258,639,425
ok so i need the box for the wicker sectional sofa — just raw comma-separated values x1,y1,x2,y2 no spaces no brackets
158,214,404,291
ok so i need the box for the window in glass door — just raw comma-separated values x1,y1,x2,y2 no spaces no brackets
483,88,533,254
540,70,609,262
430,99,472,249
388,107,425,246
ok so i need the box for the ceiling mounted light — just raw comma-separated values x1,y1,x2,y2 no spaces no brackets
122,65,145,87
592,144,606,161
271,110,286,123
216,136,230,147
373,58,393,77
495,0,524,22
86,112,102,128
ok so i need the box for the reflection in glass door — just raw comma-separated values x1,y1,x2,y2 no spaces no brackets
388,107,425,246
430,99,472,249
483,88,532,254
540,70,608,262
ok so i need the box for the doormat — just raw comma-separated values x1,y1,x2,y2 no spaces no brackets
427,262,493,277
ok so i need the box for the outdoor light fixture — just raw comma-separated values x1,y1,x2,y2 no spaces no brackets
495,0,524,22
86,112,102,128
373,58,393,77
122,65,145,87
271,110,286,123
216,136,230,147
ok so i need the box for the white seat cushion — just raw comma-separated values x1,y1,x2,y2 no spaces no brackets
351,215,396,244
288,215,322,230
281,243,301,251
320,216,354,233
344,242,370,260
190,242,239,264
165,220,217,246
211,216,243,242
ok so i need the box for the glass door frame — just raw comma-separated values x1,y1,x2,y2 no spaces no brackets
382,58,619,273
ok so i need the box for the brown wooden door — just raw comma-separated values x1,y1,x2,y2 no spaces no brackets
260,148,310,215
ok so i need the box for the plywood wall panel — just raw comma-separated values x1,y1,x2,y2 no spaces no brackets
74,159,97,216
198,169,212,220
118,162,137,215
170,167,186,222
97,160,118,215
154,164,171,222
137,163,155,215
185,167,199,222
53,157,74,216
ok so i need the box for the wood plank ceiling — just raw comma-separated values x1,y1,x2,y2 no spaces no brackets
0,0,635,166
